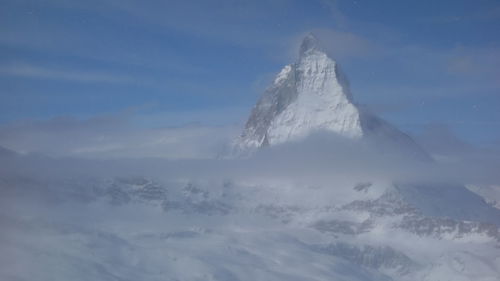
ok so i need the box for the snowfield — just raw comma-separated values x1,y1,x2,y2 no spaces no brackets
1,175,499,281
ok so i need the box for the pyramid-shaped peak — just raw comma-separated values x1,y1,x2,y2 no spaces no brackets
228,32,430,161
299,33,322,56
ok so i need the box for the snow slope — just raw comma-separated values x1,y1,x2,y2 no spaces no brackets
1,174,499,281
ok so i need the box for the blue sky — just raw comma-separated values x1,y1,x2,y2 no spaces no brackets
1,0,500,147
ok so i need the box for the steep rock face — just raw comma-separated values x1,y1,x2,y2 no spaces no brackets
231,34,428,160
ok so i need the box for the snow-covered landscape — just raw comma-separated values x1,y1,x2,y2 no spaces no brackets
2,34,499,281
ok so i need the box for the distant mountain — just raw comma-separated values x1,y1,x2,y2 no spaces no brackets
231,33,429,160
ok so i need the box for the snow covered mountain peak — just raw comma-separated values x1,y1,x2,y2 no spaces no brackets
231,34,362,155
299,32,322,57
230,34,428,159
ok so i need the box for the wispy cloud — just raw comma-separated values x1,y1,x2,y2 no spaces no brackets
2,128,499,187
0,63,134,84
446,46,500,81
0,113,239,159
286,28,377,61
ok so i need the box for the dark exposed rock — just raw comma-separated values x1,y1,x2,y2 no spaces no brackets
354,182,373,193
342,190,417,216
255,204,304,223
396,215,500,242
310,242,419,275
313,219,373,236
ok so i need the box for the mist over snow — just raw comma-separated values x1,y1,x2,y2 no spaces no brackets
2,1,500,280
2,36,500,280
2,127,500,281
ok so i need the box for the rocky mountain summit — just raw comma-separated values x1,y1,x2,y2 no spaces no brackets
231,33,428,160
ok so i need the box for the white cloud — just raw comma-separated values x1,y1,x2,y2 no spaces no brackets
0,113,239,159
285,29,377,61
0,63,134,84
